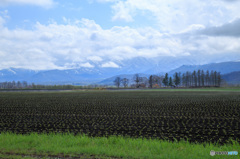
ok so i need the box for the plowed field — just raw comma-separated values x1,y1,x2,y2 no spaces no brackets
0,91,239,145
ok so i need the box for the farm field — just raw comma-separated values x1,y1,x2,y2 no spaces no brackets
0,90,239,145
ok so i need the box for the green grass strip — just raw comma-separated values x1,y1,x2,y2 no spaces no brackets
0,133,239,159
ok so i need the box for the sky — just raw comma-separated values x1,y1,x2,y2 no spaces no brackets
0,0,240,70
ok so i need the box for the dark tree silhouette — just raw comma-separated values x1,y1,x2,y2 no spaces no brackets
201,70,205,87
173,72,180,87
162,73,169,87
121,78,129,88
133,74,141,88
210,70,214,86
149,75,153,88
193,71,197,87
217,72,221,87
169,77,173,86
214,71,217,86
180,70,221,87
206,70,210,86
114,77,121,88
197,70,201,87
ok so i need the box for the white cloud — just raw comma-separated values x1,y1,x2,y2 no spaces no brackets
180,24,206,34
80,62,94,68
193,36,240,54
107,0,240,33
101,62,120,68
96,0,118,2
87,56,103,62
0,16,5,28
0,17,239,70
112,1,134,22
0,10,9,28
0,0,55,8
0,50,6,56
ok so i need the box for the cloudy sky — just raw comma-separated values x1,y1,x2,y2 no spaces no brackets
0,0,240,70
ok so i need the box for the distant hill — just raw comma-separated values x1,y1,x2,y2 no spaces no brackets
168,61,240,76
0,56,200,84
0,68,40,82
222,71,240,84
0,68,106,85
0,60,239,85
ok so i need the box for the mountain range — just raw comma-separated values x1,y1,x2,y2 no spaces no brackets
0,60,239,85
222,71,240,85
168,61,240,76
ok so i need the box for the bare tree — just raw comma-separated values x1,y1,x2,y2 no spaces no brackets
114,77,121,88
121,78,129,88
22,81,28,88
152,75,163,87
12,81,16,89
139,77,147,86
133,74,141,88
17,81,21,88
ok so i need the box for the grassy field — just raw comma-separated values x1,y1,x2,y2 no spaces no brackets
143,87,240,92
0,89,239,158
0,87,239,92
0,132,239,159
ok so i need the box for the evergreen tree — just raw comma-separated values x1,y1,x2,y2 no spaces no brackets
210,70,214,86
173,72,180,87
206,70,210,86
190,72,193,87
197,70,201,87
162,73,169,86
186,71,190,87
169,77,173,86
182,73,186,87
149,75,153,88
193,70,197,87
217,72,221,87
201,70,205,87
178,72,182,86
214,71,217,86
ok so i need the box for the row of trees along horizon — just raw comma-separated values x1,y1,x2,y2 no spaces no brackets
114,70,222,88
0,69,221,89
0,81,78,89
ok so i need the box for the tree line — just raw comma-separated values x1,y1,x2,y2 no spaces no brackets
0,81,77,89
114,70,222,88
0,69,222,89
0,81,29,89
